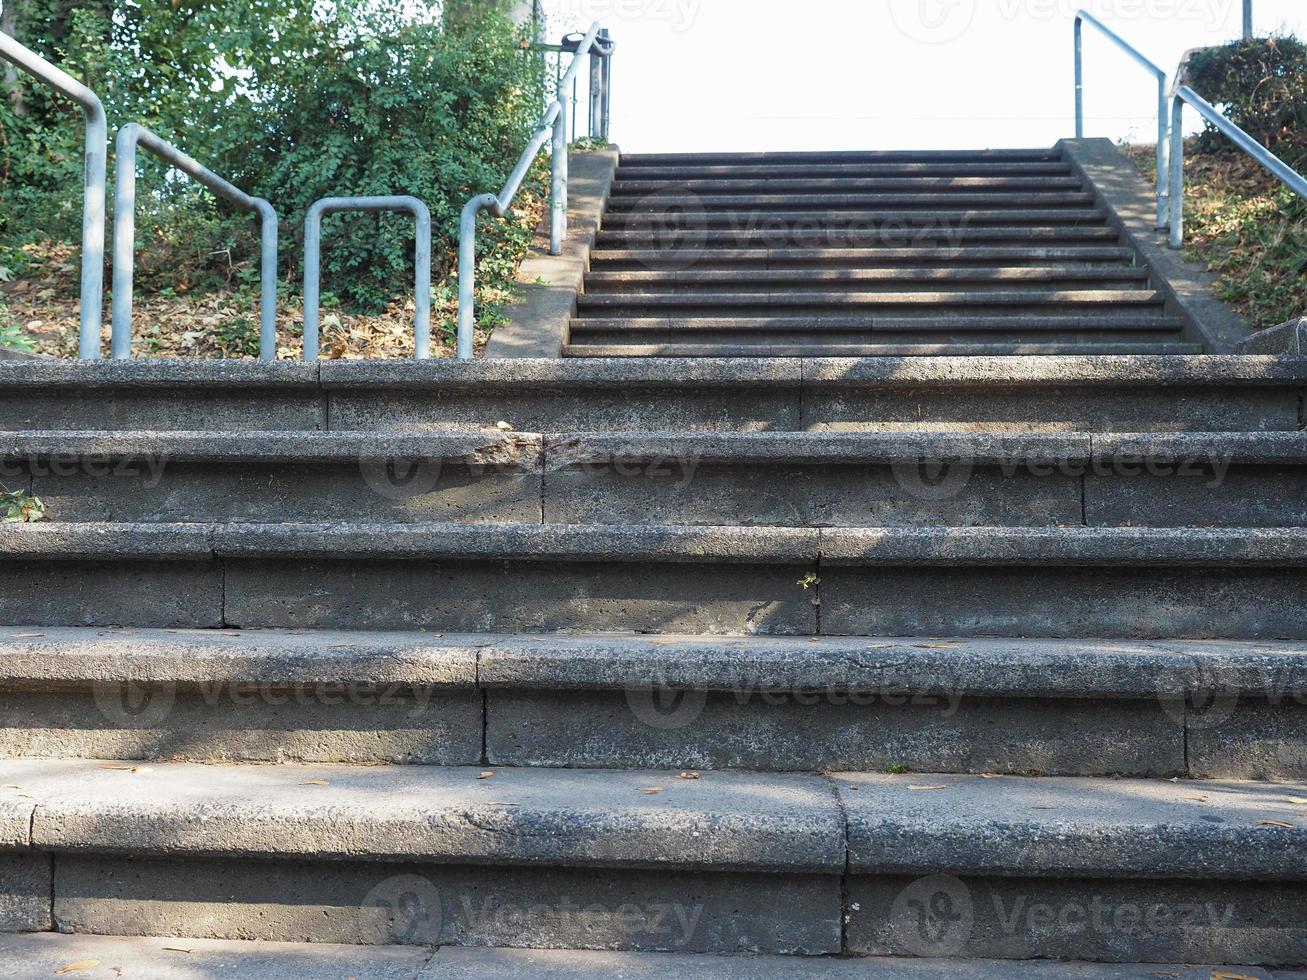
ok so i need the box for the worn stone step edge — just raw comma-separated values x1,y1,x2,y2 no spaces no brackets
6,933,1301,979
563,343,1206,358
12,523,1307,565
5,356,1306,390
585,267,1151,283
4,627,1306,701
601,208,1109,223
12,430,1307,466
0,759,1301,879
570,316,1184,331
575,290,1164,307
620,149,1064,165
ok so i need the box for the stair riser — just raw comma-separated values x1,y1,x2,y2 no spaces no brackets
564,343,1208,357
7,558,1307,639
13,455,1307,528
615,165,1075,179
3,685,1295,777
594,229,1121,247
621,151,1062,165
589,249,1138,270
605,194,1098,211
582,278,1151,293
609,178,1090,193
569,330,1182,347
50,855,840,954
601,210,1107,226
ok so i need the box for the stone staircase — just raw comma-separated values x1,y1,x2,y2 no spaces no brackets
564,147,1202,357
0,353,1306,972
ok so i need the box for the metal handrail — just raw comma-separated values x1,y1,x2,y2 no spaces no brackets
457,21,612,360
111,124,278,360
1074,10,1169,229
0,31,106,359
303,196,432,362
1168,84,1307,249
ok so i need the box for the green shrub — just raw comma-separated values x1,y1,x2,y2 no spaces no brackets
1186,36,1307,168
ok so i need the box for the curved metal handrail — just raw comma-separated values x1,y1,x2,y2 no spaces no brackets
1075,10,1170,229
303,196,432,362
457,21,611,360
112,123,279,360
1169,84,1307,249
0,31,106,359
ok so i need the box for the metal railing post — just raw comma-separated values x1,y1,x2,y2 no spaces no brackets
1169,84,1307,249
1243,0,1253,40
1073,11,1170,229
551,106,568,255
599,29,613,141
304,197,432,362
0,32,106,359
111,123,279,360
588,38,603,140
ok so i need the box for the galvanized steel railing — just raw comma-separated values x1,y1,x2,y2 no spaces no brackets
0,31,106,359
112,123,278,360
457,21,613,360
303,196,432,362
1074,9,1170,229
1168,85,1307,248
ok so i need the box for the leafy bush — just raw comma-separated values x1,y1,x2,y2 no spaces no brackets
1186,36,1307,168
0,1,549,324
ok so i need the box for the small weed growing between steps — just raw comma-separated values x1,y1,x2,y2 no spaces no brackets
0,483,45,523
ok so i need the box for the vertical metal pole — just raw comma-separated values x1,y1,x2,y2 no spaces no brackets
1155,76,1170,231
458,195,495,361
1074,17,1085,139
1169,98,1185,249
600,33,613,141
588,39,602,139
255,201,278,361
81,108,107,360
110,128,137,359
413,204,432,361
303,207,322,362
1243,0,1253,40
551,106,567,255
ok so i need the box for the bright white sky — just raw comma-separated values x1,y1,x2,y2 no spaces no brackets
538,0,1307,152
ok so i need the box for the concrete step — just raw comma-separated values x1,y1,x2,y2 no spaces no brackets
588,245,1139,269
0,759,1301,959
3,626,1303,777
8,522,1307,637
620,149,1065,165
601,208,1110,227
2,935,1302,980
615,163,1075,179
565,342,1206,357
594,226,1121,247
569,314,1184,334
606,192,1098,210
610,176,1092,194
582,267,1153,290
5,357,1304,433
10,428,1307,528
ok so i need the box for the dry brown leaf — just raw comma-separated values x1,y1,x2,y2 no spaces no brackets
9,632,45,638
54,963,99,975
495,421,513,431
908,785,947,791
980,773,1004,779
162,946,195,953
1287,797,1307,805
1213,972,1262,980
913,643,958,649
677,772,701,780
1258,820,1296,830
478,771,495,780
98,764,144,773
639,787,664,795
1185,795,1210,802
301,780,329,786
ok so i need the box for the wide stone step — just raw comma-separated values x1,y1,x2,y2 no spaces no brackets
565,342,1206,357
575,290,1164,311
610,176,1091,194
9,429,1307,528
583,267,1152,289
3,935,1301,980
605,192,1099,212
594,226,1120,247
615,163,1075,179
620,149,1064,166
8,523,1307,637
571,314,1182,333
601,208,1109,227
0,759,1301,959
588,245,1139,269
3,627,1302,777
5,357,1303,433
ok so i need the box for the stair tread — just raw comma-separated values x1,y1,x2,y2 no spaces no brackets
585,267,1151,283
576,290,1164,306
567,343,1204,357
0,756,1300,878
3,934,1300,979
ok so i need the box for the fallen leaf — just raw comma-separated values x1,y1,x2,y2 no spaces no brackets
913,643,958,649
54,963,99,975
478,771,495,780
1288,797,1307,806
301,780,329,786
1185,795,1210,802
1258,820,1296,830
495,421,513,431
1146,972,1180,978
639,787,664,795
162,946,195,953
98,764,145,773
1213,972,1262,980
908,785,947,791
677,772,700,780
9,632,45,638
980,773,1003,779
650,639,680,646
